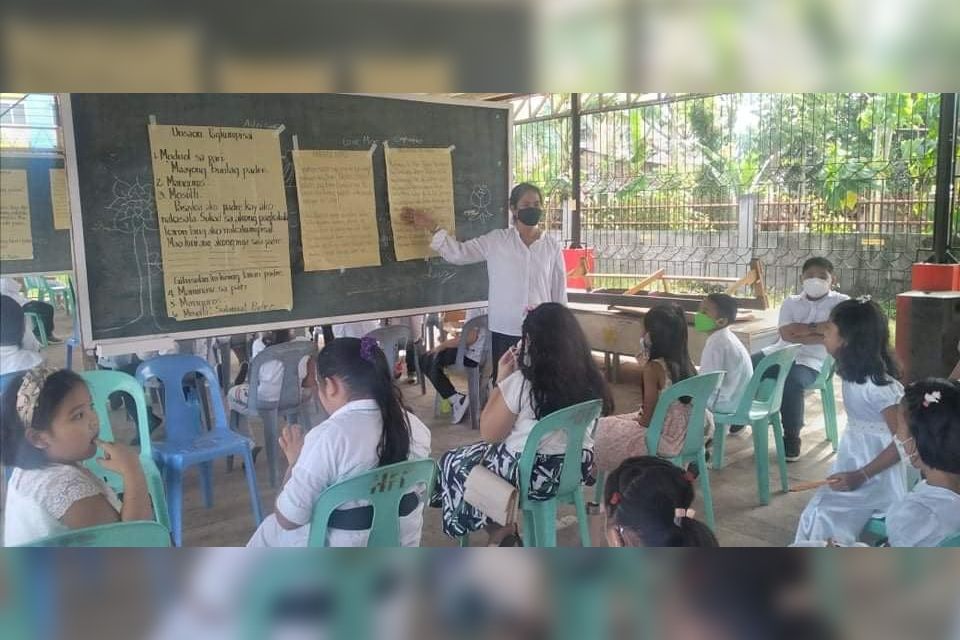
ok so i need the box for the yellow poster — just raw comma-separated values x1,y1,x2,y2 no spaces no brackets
0,169,33,260
50,168,71,229
385,147,455,261
292,150,381,271
148,124,292,320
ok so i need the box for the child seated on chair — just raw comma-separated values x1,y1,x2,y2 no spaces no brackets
420,307,488,424
885,378,960,547
1,295,43,376
794,298,906,545
603,456,717,547
1,367,153,546
247,337,431,547
228,329,311,428
594,303,709,474
695,293,753,415
0,278,59,343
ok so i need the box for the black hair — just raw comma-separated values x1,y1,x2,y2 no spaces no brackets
518,303,614,420
604,456,718,547
509,183,543,209
316,338,410,467
1,294,25,347
261,329,294,349
829,299,900,385
801,256,834,274
705,293,738,325
0,369,88,469
645,303,697,385
903,378,960,474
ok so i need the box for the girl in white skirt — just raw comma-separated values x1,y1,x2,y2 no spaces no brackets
794,298,906,545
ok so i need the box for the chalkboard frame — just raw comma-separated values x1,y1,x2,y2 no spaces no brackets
0,150,75,277
60,93,513,352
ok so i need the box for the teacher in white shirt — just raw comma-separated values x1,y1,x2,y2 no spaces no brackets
402,183,568,379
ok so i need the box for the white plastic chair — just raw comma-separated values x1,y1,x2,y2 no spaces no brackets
429,314,491,430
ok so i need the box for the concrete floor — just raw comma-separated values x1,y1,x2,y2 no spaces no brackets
5,308,844,547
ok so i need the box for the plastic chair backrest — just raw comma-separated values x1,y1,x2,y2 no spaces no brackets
365,325,413,373
939,532,960,547
136,355,230,443
308,459,437,547
452,313,490,368
247,340,317,412
811,354,836,389
21,521,172,547
646,371,724,459
518,399,603,505
728,345,802,419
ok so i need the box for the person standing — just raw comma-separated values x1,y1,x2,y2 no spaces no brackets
402,183,567,380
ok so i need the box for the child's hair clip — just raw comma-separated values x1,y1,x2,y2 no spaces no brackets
674,508,695,526
856,294,872,304
922,391,941,408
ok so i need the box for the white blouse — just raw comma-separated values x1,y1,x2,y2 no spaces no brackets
886,481,960,547
498,370,594,456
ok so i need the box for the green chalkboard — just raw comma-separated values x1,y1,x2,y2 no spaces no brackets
63,93,510,344
0,153,73,276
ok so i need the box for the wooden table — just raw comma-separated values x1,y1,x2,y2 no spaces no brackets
570,303,780,382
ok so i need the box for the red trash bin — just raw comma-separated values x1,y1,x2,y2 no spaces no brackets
911,263,960,291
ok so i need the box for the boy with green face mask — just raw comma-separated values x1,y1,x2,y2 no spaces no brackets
696,294,753,415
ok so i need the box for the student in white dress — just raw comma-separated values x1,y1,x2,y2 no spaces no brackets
694,293,753,414
1,295,43,376
794,298,906,545
248,336,431,547
886,379,960,547
2,367,154,546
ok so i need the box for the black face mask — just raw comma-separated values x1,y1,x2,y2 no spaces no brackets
516,207,543,226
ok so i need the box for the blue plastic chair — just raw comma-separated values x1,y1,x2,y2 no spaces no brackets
431,313,491,430
80,370,171,533
137,354,263,546
229,340,319,487
308,459,437,547
711,345,801,505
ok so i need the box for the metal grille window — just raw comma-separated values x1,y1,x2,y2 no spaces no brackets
0,93,62,150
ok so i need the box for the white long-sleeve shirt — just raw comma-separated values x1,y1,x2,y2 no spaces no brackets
430,228,567,336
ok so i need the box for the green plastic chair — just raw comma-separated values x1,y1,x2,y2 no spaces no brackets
592,372,724,529
939,532,960,547
307,459,436,547
21,521,172,547
24,311,48,347
808,354,839,451
80,370,171,532
711,345,801,505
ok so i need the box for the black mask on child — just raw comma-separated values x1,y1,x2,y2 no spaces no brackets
516,207,543,226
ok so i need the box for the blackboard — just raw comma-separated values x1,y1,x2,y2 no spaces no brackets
0,153,74,276
62,94,510,345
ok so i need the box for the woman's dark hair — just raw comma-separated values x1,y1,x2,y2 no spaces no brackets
829,299,900,385
705,293,738,325
316,338,411,467
1,294,25,347
509,183,543,209
518,303,614,419
1,369,88,469
261,329,293,349
903,378,960,473
604,456,718,547
645,303,696,385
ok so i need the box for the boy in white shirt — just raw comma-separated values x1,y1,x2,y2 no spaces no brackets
751,257,849,461
420,308,488,424
695,294,753,414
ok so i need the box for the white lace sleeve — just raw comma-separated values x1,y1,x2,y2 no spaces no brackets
30,465,112,520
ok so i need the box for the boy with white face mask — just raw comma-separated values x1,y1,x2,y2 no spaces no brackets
747,257,849,461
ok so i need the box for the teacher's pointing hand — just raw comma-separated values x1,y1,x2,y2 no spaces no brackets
402,207,437,231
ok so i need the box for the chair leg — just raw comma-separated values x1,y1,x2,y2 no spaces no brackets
822,386,839,452
468,369,480,430
459,534,470,547
752,419,770,505
770,414,789,494
163,462,184,547
66,343,73,370
573,492,592,547
261,411,280,488
241,447,264,525
524,502,557,547
199,461,214,509
593,470,606,505
712,423,728,470
697,451,716,530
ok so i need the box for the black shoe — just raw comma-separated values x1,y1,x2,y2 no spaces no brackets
785,437,802,462
47,335,63,344
729,424,746,435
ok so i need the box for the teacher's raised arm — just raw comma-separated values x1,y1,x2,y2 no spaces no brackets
402,183,569,380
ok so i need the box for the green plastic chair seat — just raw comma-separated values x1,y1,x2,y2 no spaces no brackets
806,354,839,451
939,532,960,547
23,311,48,347
21,521,172,547
308,458,437,547
711,345,802,505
